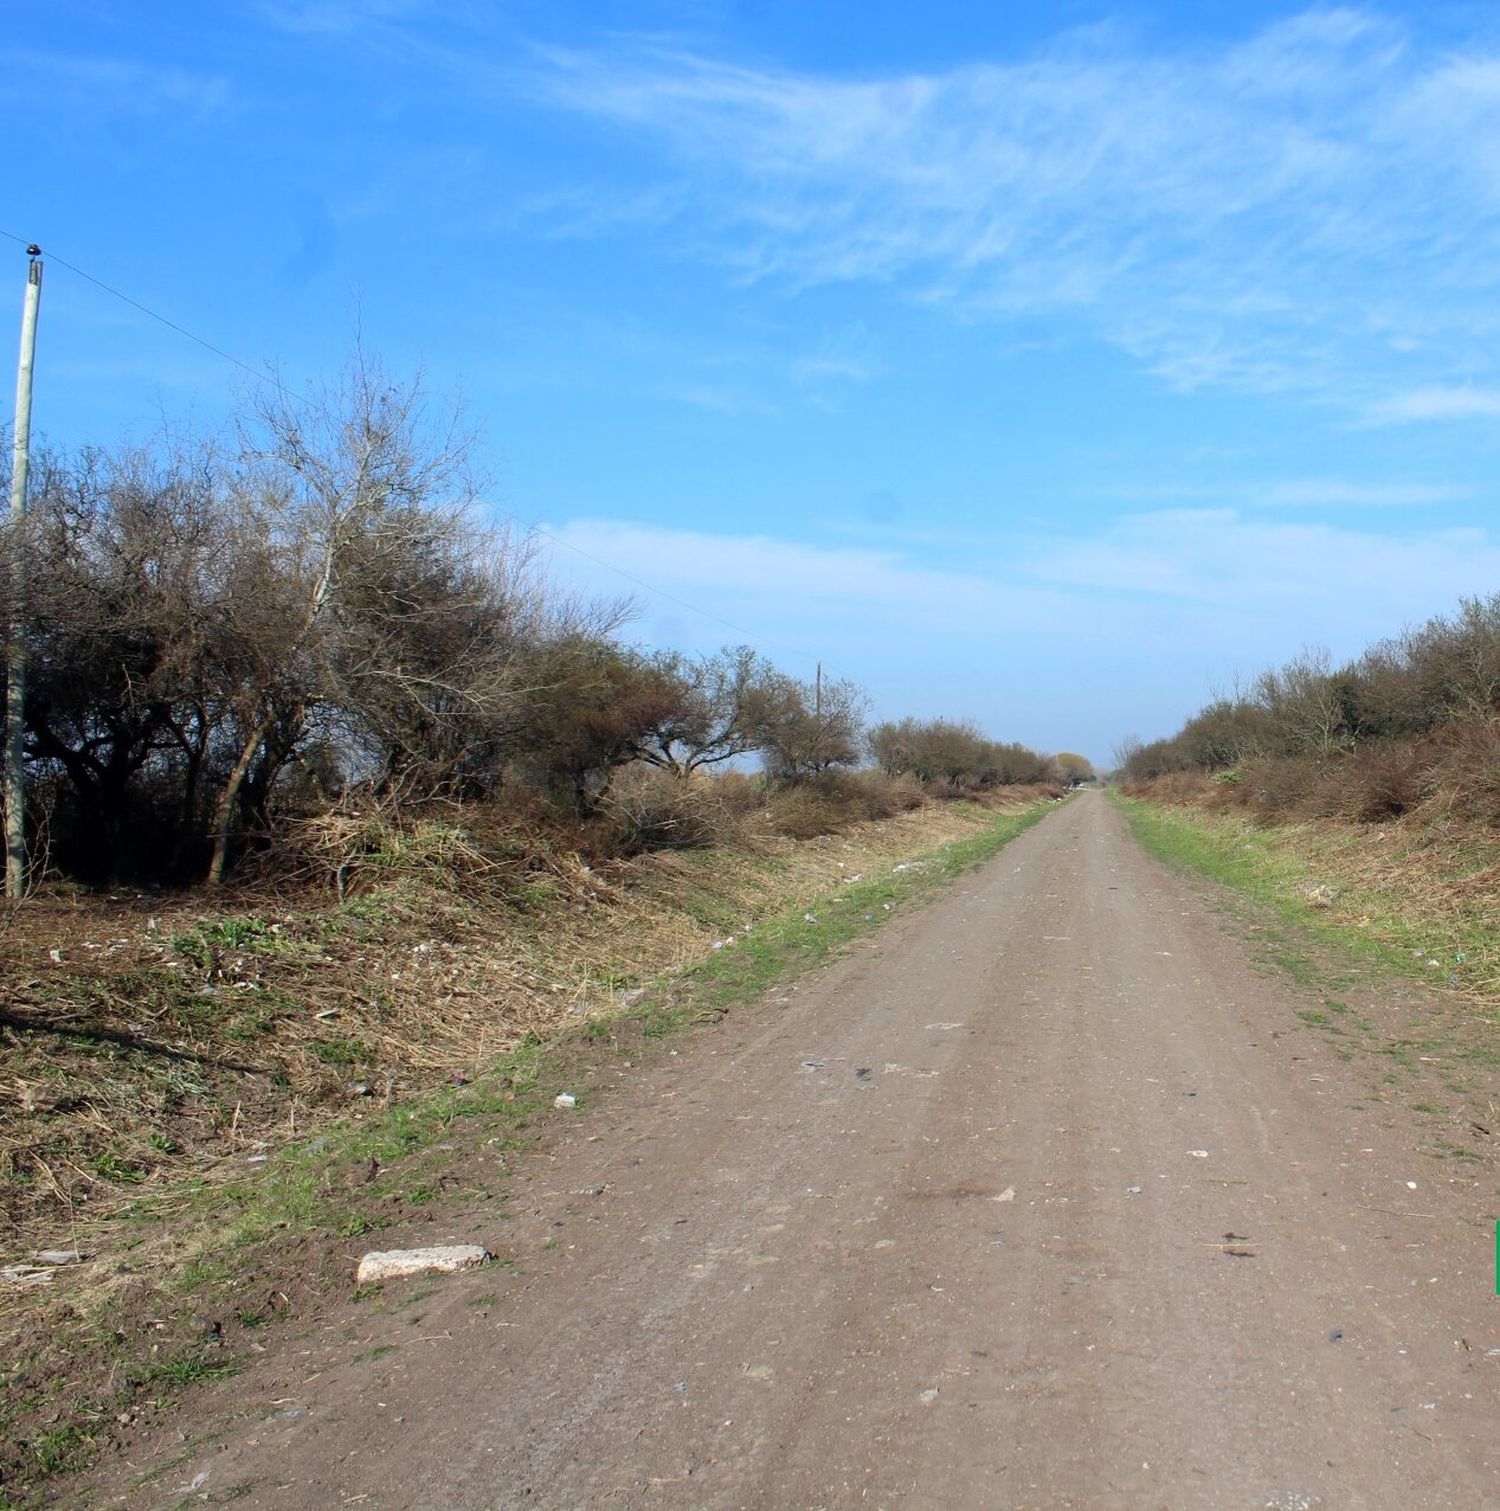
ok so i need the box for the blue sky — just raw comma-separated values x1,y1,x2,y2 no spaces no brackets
13,2,1500,764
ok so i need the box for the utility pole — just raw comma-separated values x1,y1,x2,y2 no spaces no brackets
5,245,41,900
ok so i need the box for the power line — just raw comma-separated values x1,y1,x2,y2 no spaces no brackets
0,229,284,392
0,231,825,672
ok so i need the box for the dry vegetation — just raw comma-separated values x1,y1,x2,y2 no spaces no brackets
0,355,1073,1498
0,782,1048,1252
1121,595,1500,1002
0,784,1056,1500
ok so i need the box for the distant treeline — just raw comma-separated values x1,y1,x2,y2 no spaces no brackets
0,362,1058,888
1120,595,1500,825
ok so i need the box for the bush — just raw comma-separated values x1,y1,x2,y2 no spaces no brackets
764,770,927,838
595,765,738,855
1340,742,1434,823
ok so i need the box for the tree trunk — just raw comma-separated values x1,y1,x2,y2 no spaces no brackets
207,718,270,887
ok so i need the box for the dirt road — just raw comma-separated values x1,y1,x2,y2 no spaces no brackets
103,792,1500,1507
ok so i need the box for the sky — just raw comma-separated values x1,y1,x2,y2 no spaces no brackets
12,1,1500,766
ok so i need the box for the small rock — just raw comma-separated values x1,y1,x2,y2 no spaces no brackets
32,1249,84,1266
554,1093,577,1109
355,1244,491,1288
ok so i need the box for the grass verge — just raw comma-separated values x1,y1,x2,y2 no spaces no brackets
1113,791,1488,997
1114,791,1500,1151
0,795,1061,1505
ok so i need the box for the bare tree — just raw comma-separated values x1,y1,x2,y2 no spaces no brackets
206,358,485,884
630,645,775,777
750,671,866,782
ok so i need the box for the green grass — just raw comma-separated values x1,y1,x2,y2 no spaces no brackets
1114,791,1500,1128
137,1350,240,1391
680,799,1059,1019
1113,794,1432,991
7,796,1060,1508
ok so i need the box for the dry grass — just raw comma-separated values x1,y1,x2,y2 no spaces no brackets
0,794,1030,1260
1127,764,1500,1002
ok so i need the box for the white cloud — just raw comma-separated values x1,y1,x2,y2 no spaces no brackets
254,0,430,36
1254,478,1471,507
534,510,1500,761
527,12,1500,408
0,48,230,118
1028,509,1500,624
1368,387,1500,423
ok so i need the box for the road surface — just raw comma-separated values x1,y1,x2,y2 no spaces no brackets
105,791,1499,1508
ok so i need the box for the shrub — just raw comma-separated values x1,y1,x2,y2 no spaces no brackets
595,765,738,855
1340,742,1433,823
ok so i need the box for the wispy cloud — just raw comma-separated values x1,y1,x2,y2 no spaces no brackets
1254,478,1472,507
1028,508,1500,622
526,11,1500,410
0,47,230,118
539,508,1500,759
1367,387,1500,423
254,0,431,37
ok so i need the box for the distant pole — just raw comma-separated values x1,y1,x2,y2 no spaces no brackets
4,245,42,900
813,661,823,774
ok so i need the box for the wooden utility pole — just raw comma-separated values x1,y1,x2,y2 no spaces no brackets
5,245,41,899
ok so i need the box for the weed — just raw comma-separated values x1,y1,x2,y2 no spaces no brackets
138,1350,239,1390
1432,1141,1484,1163
353,1344,397,1364
310,1037,372,1067
31,1424,93,1477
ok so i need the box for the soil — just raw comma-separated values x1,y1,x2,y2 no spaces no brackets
75,792,1500,1507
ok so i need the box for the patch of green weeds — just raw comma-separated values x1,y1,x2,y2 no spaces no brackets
1115,796,1425,985
137,1349,240,1390
31,1423,94,1478
310,1037,372,1067
89,1152,147,1184
1432,1141,1484,1164
353,1344,397,1364
175,1256,230,1292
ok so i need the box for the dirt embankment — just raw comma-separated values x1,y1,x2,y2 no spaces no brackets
1123,768,1500,1009
75,789,1500,1509
0,791,1049,1499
